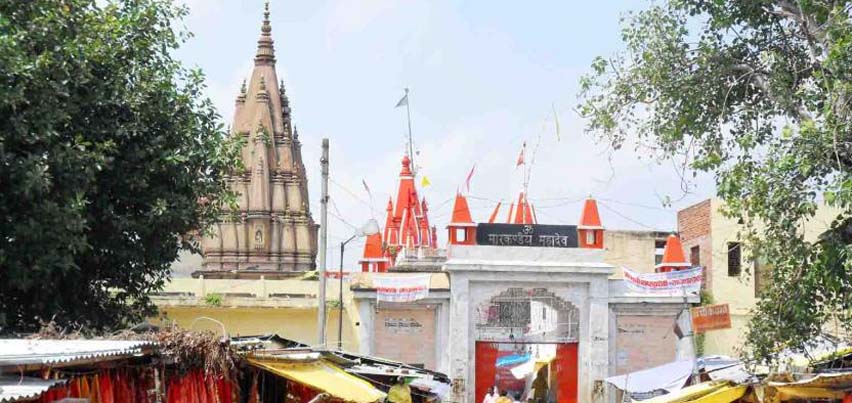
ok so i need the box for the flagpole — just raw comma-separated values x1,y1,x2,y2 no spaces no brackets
404,88,415,174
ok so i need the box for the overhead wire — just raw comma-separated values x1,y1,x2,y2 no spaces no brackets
597,200,662,231
329,177,379,219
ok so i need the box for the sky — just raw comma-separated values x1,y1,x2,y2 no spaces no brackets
174,0,715,269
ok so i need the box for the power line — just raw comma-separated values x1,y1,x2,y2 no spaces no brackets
329,177,378,218
598,197,676,212
598,200,662,231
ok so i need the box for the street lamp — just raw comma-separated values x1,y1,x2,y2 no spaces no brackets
337,218,380,350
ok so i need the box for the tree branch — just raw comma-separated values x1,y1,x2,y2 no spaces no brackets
732,63,814,121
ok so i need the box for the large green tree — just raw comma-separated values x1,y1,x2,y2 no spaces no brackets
580,1,852,364
0,0,239,332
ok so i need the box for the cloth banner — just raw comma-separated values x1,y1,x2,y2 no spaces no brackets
622,266,703,293
374,274,431,302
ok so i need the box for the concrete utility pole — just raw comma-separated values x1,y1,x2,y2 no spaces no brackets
317,138,329,347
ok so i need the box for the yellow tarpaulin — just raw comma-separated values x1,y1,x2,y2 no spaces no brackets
768,371,852,401
638,381,746,403
688,385,747,403
249,358,386,403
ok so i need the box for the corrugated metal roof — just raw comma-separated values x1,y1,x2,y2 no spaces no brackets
0,376,65,403
0,339,156,367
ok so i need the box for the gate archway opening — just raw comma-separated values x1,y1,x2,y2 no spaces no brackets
474,288,579,403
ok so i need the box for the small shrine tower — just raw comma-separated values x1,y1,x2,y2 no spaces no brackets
578,198,604,249
487,192,537,224
656,234,691,272
447,193,476,245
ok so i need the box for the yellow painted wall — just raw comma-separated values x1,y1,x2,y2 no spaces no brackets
702,199,841,356
152,276,363,351
604,230,666,277
154,306,361,351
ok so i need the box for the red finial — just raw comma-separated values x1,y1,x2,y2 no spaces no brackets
400,155,412,176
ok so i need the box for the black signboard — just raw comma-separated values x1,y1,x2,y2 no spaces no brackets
475,223,579,248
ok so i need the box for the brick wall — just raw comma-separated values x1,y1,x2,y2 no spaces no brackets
678,200,713,291
374,308,436,369
678,200,711,242
614,315,678,375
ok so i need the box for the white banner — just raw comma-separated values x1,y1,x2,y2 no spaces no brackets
622,266,703,294
374,274,431,302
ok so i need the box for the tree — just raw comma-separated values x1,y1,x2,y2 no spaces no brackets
579,0,852,364
0,0,240,332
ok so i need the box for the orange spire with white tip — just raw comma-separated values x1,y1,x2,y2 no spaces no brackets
447,192,477,245
578,197,604,249
656,234,690,272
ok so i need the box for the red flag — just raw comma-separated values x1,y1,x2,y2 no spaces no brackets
465,164,476,193
516,142,526,167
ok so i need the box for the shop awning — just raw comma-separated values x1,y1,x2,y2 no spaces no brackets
639,381,746,403
768,371,852,401
606,360,693,394
249,358,386,403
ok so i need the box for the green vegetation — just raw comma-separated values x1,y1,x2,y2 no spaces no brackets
580,1,852,364
0,0,241,332
203,294,224,307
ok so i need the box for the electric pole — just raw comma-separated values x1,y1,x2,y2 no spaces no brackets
318,138,329,348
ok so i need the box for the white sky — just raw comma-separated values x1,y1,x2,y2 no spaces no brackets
174,0,715,269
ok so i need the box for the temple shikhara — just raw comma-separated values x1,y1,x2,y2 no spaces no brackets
359,155,441,272
201,4,317,272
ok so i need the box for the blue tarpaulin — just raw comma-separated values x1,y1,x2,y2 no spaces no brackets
496,354,531,368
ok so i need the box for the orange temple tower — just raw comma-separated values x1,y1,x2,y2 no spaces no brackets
447,193,476,245
656,234,690,272
359,155,438,271
578,198,604,249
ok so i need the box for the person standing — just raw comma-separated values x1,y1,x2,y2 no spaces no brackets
483,385,499,403
494,391,513,403
387,377,412,403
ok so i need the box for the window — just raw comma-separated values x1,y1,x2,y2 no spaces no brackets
456,228,467,243
542,306,547,321
728,242,741,277
585,230,595,245
690,246,700,267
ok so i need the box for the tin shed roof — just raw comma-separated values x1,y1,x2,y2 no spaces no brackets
0,376,66,402
0,339,155,367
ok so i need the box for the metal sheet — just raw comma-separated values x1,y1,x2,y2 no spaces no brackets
0,339,155,367
0,376,65,403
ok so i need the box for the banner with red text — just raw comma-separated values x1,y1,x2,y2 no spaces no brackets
622,266,703,294
374,274,431,302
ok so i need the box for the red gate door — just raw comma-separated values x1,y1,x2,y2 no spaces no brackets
475,342,498,403
556,343,579,403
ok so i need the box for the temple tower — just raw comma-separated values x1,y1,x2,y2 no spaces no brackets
656,234,690,273
578,198,604,249
201,3,317,271
359,155,439,270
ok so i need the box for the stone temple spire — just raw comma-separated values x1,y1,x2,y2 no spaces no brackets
201,2,318,272
255,1,275,65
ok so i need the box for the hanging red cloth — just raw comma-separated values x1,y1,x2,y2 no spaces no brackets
99,370,115,403
69,377,81,398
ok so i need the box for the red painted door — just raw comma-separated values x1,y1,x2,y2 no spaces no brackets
475,342,498,403
556,343,578,403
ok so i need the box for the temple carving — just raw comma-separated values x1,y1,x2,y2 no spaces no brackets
201,4,317,271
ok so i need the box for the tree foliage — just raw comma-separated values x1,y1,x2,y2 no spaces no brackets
580,0,852,364
0,0,240,332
